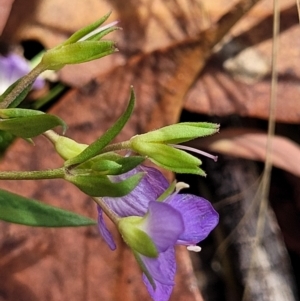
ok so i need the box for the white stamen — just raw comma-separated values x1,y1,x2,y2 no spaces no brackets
170,144,218,162
175,182,189,192
79,21,119,41
187,245,202,252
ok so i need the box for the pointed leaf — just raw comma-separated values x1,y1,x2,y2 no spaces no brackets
66,88,135,166
86,25,118,41
0,113,67,138
0,189,96,227
62,12,112,45
0,108,44,118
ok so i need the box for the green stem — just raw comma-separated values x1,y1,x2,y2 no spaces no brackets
0,63,46,109
0,167,65,180
43,130,60,144
92,196,120,225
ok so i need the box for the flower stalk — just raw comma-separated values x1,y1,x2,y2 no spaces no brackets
93,197,120,225
0,63,46,109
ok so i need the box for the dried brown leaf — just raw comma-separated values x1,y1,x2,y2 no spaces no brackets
184,3,300,123
190,128,300,177
0,0,14,34
0,1,266,299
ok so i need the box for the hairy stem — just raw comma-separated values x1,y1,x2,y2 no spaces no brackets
93,197,120,225
0,63,46,109
0,168,65,180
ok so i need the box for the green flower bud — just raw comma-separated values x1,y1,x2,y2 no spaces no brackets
132,122,219,144
40,13,118,70
42,41,116,70
65,172,144,197
129,122,219,175
54,136,88,160
118,216,158,258
74,153,145,175
130,140,205,175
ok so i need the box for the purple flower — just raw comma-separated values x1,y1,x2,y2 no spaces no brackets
0,54,44,95
97,166,219,301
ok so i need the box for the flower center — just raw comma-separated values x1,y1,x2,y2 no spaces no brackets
187,245,202,252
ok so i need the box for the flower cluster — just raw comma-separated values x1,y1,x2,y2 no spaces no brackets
0,13,220,301
47,91,220,301
97,165,219,301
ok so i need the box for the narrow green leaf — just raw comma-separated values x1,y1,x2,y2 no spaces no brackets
86,26,118,41
0,189,96,227
67,88,135,166
62,12,111,45
0,114,67,138
0,108,44,118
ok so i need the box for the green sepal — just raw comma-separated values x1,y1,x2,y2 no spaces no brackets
76,153,145,175
62,12,112,45
131,122,220,144
0,189,96,227
42,40,116,70
66,88,135,166
130,141,206,175
66,172,144,197
85,25,118,41
107,156,145,175
0,113,67,138
90,159,122,173
0,77,33,108
118,216,158,258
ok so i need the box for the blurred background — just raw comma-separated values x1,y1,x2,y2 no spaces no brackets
0,0,300,300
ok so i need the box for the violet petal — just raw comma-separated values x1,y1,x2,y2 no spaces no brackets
143,275,174,301
141,247,176,285
142,201,184,252
166,194,219,244
103,166,169,217
0,54,44,94
97,205,116,250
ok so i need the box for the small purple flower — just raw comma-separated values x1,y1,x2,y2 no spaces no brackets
97,166,219,301
0,54,44,95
